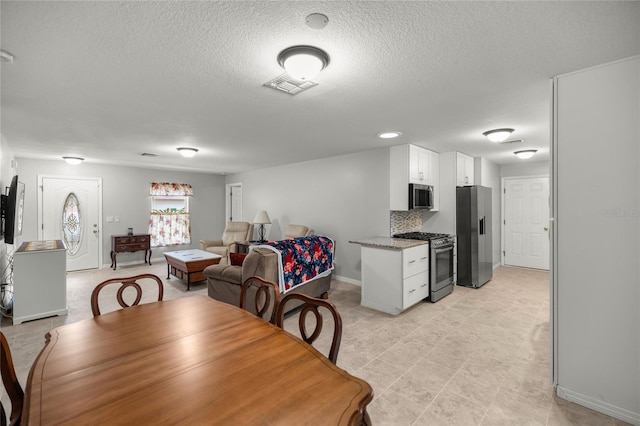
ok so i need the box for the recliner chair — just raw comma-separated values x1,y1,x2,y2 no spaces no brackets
283,224,314,239
200,221,254,265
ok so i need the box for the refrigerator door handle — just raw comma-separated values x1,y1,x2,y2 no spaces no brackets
479,216,485,235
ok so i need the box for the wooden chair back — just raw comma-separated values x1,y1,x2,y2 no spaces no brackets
0,331,24,426
240,276,280,324
91,273,164,317
275,293,342,364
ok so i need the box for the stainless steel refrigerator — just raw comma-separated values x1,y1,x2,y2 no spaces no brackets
456,185,492,288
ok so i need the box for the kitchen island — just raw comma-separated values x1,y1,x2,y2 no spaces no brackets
350,237,429,315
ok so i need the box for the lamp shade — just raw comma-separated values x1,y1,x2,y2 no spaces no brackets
277,45,329,81
483,128,514,143
253,210,271,224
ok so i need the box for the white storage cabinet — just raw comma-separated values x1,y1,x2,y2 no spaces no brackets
360,244,429,315
390,144,440,211
456,152,474,186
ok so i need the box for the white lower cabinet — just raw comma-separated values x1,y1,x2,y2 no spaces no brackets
360,244,429,315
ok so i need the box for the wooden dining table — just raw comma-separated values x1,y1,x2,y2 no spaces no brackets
24,296,373,425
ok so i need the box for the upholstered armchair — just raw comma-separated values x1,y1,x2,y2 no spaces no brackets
200,221,254,265
283,224,314,239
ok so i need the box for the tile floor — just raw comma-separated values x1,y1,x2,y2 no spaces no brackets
0,263,630,425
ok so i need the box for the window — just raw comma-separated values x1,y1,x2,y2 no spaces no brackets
148,182,193,247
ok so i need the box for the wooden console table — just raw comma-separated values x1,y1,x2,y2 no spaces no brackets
110,234,151,270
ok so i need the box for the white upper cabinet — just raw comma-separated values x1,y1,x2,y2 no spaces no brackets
456,152,474,186
409,144,430,184
390,144,439,211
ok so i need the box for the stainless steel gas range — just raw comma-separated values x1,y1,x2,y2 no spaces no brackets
393,232,456,302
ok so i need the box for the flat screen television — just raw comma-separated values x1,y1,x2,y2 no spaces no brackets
1,175,25,245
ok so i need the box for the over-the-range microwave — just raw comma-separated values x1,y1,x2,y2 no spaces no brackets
409,183,433,210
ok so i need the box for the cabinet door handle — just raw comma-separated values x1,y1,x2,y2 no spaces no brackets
408,260,416,264
408,289,416,293
420,283,427,288
420,257,427,261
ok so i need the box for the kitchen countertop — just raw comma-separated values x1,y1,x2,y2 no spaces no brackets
349,237,428,250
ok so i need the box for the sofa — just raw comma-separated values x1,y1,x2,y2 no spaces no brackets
200,221,254,265
203,246,332,316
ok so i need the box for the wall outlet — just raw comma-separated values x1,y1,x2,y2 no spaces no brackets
115,216,120,223
106,216,114,223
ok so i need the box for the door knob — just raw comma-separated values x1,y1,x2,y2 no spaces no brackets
544,227,549,231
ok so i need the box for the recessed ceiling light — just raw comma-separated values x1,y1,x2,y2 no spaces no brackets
378,132,402,139
177,147,199,158
62,156,84,165
514,149,537,159
483,128,514,143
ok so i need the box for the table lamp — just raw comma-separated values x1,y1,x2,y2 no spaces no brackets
253,210,271,243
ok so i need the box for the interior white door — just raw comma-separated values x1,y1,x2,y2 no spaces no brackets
504,177,550,270
227,183,242,222
40,176,101,271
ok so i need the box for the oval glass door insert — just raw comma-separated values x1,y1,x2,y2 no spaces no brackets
62,192,82,255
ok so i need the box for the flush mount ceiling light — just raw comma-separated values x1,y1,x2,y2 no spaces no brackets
483,128,514,143
514,149,538,159
378,131,402,139
277,45,330,81
177,147,199,158
62,156,84,165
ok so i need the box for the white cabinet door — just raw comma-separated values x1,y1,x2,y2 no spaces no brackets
456,152,474,186
409,145,430,184
403,271,429,309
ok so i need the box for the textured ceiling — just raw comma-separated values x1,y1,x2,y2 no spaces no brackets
1,1,639,174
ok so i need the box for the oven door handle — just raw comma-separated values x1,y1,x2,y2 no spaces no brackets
433,247,453,254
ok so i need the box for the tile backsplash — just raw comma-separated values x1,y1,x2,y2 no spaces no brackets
390,210,422,236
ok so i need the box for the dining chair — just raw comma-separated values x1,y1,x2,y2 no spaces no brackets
275,293,343,364
91,273,164,317
240,276,280,324
0,331,24,426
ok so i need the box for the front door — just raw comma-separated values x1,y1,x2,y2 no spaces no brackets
40,176,102,271
503,176,550,270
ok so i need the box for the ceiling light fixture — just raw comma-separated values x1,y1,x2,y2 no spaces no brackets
514,149,537,159
277,45,330,81
378,131,402,139
483,128,514,143
62,156,84,165
177,147,199,158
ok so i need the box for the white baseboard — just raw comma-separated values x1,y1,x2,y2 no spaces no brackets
556,386,640,425
333,274,361,286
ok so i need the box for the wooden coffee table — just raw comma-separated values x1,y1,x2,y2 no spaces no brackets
164,249,222,290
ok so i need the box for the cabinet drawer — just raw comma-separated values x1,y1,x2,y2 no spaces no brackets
403,271,429,309
117,243,148,252
403,245,429,278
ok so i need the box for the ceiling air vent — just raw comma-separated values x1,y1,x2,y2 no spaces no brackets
497,139,524,145
263,73,318,95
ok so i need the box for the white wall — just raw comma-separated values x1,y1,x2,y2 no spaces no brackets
553,56,639,424
16,158,226,266
225,148,390,282
500,160,549,178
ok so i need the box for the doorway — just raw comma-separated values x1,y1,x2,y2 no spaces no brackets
502,176,550,270
39,176,102,271
225,183,242,222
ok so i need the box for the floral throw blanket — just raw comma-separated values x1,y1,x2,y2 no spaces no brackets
259,236,334,293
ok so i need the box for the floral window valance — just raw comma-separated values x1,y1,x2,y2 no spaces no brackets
149,182,193,196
